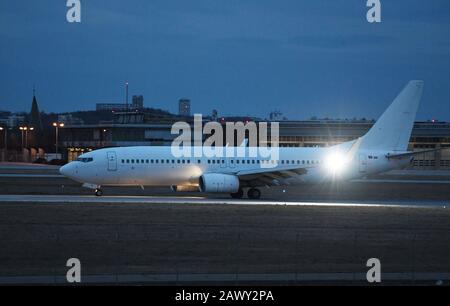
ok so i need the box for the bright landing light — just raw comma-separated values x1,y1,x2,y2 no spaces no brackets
324,151,349,174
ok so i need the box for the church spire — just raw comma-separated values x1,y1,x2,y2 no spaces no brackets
30,87,43,132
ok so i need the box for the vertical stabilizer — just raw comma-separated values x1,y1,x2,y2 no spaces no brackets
360,80,424,152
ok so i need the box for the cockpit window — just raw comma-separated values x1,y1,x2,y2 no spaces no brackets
76,157,94,163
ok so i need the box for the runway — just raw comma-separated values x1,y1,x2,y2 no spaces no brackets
0,174,63,178
0,194,448,208
1,164,450,203
1,165,450,284
0,196,449,285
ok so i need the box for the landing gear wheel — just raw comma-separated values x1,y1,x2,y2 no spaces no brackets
94,189,103,197
230,188,244,199
247,188,261,200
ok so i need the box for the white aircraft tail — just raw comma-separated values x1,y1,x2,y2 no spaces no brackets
359,80,424,152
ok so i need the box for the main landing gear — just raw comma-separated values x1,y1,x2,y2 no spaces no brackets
94,188,103,197
247,188,261,200
230,188,261,199
230,188,244,199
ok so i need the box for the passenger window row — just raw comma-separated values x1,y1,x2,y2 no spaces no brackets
121,159,192,164
120,158,321,166
229,159,320,165
280,160,321,165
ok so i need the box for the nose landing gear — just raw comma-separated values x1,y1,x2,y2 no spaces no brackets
82,183,103,196
94,188,103,197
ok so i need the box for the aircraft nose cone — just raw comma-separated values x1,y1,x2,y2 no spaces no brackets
59,164,71,177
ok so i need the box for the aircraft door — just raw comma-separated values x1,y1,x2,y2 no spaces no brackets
107,151,117,171
359,153,367,173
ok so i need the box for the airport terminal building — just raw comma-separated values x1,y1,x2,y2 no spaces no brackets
60,114,450,170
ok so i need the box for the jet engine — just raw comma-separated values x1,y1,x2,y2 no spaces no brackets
199,173,240,193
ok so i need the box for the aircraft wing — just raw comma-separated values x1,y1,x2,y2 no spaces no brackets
386,148,443,159
236,165,309,187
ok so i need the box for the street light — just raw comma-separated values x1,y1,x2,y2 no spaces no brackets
19,126,27,148
19,126,34,148
28,127,34,148
53,122,65,157
0,126,7,153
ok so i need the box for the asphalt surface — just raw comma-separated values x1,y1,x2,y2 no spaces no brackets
1,200,449,285
0,164,449,284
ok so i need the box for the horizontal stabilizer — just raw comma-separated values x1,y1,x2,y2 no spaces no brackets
386,148,443,159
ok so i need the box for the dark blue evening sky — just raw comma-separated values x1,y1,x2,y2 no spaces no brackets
1,0,449,120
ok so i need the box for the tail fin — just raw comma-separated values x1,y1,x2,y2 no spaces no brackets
360,80,424,152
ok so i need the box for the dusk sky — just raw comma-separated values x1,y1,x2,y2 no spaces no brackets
1,1,450,120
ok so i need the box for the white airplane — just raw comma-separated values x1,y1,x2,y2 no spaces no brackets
60,80,432,199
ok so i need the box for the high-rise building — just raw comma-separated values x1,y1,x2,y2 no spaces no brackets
211,109,218,121
132,95,144,109
178,98,190,116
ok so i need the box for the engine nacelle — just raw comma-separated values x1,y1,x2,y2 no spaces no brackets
199,173,240,193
